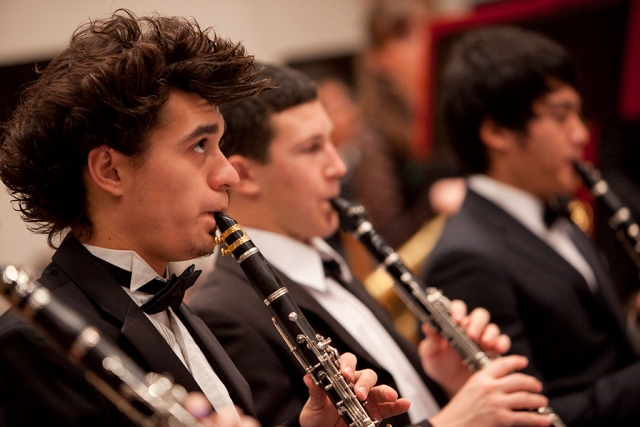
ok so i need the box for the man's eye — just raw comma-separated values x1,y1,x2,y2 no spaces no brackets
552,112,569,123
193,139,207,153
303,142,322,153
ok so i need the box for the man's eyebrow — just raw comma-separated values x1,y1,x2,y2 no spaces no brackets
184,123,220,142
546,100,581,110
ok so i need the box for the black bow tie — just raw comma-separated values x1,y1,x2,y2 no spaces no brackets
322,258,349,287
139,265,201,314
543,199,572,228
96,258,201,315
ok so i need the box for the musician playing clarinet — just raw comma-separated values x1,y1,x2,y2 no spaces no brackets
0,10,407,427
421,26,640,426
189,63,554,427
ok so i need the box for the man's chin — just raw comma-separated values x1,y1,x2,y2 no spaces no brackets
562,178,582,196
195,250,215,260
320,219,341,239
185,237,217,260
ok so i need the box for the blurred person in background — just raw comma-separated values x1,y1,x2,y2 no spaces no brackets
349,0,464,249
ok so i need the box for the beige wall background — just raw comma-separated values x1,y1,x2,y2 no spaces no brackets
0,0,370,275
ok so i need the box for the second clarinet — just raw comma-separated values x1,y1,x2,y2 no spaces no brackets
214,212,381,427
331,197,566,427
574,161,640,271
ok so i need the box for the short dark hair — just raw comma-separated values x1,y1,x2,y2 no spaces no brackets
220,63,318,162
0,9,268,246
367,0,428,49
441,26,579,174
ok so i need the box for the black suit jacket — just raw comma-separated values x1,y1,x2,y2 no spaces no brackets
189,249,449,427
0,235,256,426
422,188,640,427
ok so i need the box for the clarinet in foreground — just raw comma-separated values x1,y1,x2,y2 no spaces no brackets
574,161,640,271
330,197,567,427
214,212,381,427
0,265,203,427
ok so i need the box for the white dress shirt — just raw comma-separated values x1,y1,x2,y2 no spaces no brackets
83,244,238,416
239,228,441,423
468,175,598,292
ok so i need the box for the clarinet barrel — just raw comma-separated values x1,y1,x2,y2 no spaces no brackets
574,161,640,271
0,265,202,427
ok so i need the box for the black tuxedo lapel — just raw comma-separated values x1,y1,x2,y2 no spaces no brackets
175,305,255,415
466,190,595,296
567,224,630,334
120,306,202,393
52,236,132,321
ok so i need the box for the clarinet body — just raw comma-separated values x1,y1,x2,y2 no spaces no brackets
574,161,640,271
330,197,567,427
214,212,380,427
0,265,203,427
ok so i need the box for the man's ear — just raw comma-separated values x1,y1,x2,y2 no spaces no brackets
479,118,516,153
86,146,128,196
228,154,261,196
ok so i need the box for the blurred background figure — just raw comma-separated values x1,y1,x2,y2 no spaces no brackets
346,0,464,250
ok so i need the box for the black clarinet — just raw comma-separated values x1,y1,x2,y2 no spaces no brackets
213,212,381,427
330,197,567,427
0,265,203,427
574,161,640,271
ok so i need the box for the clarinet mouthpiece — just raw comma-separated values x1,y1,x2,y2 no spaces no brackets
214,211,236,233
331,197,368,232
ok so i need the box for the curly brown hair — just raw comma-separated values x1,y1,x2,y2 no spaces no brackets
0,9,268,247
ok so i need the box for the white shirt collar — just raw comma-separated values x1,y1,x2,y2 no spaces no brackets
83,244,165,291
240,228,352,293
468,174,547,235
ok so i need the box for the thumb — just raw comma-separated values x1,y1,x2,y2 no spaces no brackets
303,373,331,411
419,323,446,356
486,355,529,377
